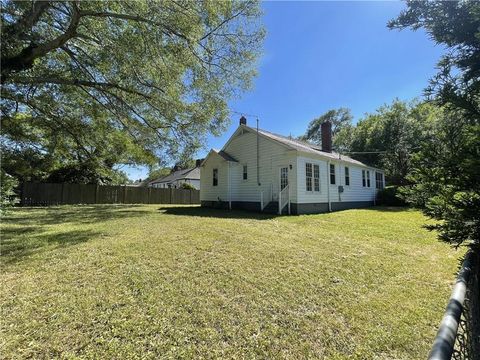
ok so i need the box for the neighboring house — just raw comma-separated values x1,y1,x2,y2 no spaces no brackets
149,163,201,189
200,117,385,214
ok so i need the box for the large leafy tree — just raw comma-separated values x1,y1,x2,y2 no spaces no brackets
300,108,353,151
389,1,480,118
1,0,264,183
341,100,439,186
389,1,480,246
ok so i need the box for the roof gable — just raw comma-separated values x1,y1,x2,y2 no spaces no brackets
221,125,292,153
200,149,238,167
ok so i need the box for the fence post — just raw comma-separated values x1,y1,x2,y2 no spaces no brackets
148,187,152,204
169,188,173,204
95,185,99,203
122,185,127,204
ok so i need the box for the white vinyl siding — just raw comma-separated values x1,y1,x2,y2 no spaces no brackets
201,125,380,206
221,129,298,203
297,155,377,204
200,153,228,201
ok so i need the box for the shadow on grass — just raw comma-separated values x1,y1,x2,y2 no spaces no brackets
1,229,102,264
1,205,151,265
2,205,151,226
158,205,413,219
158,206,279,220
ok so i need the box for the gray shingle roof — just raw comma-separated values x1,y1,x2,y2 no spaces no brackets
244,125,369,167
150,167,200,185
217,150,238,162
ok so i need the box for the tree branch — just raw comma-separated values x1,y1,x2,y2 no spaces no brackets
12,76,152,99
78,10,190,42
3,1,51,39
1,1,80,81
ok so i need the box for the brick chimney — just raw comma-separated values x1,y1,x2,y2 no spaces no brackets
321,120,332,153
239,116,247,125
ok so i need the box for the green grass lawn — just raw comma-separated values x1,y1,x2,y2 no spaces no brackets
1,205,462,359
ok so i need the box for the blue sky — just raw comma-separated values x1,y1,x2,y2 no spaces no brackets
125,1,445,180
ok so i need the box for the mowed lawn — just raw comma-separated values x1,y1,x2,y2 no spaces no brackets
1,205,462,359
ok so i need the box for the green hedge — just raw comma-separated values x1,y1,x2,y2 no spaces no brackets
376,186,406,206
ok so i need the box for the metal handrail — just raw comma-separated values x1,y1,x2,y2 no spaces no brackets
428,249,478,360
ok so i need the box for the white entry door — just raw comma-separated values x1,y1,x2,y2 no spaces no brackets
272,166,288,201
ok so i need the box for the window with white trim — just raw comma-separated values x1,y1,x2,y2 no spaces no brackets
345,166,350,186
243,165,248,180
362,170,366,187
367,170,371,187
375,172,384,189
305,163,312,191
213,168,218,186
330,164,336,185
313,164,320,192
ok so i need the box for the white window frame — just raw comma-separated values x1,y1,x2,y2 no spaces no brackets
313,164,320,192
345,166,350,186
330,164,336,185
375,172,384,189
243,164,248,180
305,163,313,192
367,170,371,188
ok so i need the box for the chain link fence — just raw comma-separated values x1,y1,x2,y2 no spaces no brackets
428,247,480,360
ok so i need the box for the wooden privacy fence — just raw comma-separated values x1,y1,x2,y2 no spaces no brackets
20,182,200,206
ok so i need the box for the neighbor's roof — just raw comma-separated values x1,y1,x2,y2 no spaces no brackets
150,167,200,185
243,125,369,167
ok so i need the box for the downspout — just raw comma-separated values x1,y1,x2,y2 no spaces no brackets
228,161,232,210
327,160,331,212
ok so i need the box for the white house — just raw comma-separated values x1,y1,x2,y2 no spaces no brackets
149,164,201,189
200,117,385,214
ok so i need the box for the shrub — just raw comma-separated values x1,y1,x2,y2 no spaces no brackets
376,186,406,206
180,182,196,190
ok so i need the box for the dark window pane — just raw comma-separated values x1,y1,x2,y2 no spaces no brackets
213,168,218,186
330,164,335,185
